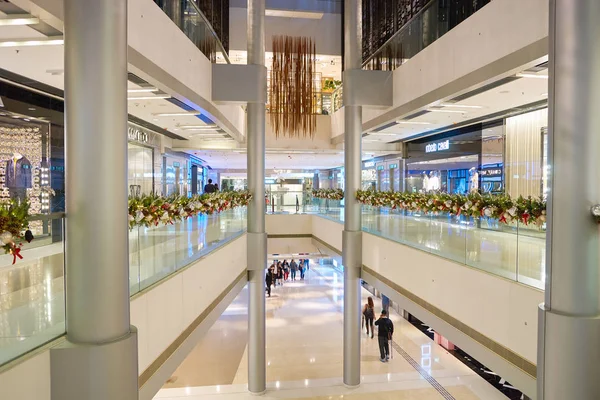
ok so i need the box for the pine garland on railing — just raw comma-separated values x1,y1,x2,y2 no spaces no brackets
356,190,547,226
0,199,32,262
128,190,252,229
312,188,344,200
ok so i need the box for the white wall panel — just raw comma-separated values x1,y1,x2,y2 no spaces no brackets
311,216,343,252
266,214,313,236
0,351,51,400
362,232,543,363
130,234,247,373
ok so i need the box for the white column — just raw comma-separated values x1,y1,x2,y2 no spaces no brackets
246,0,267,394
343,0,362,388
538,1,600,399
51,0,138,399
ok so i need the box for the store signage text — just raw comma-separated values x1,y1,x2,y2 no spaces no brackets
480,168,503,177
389,163,398,169
425,139,450,153
376,165,384,171
363,161,375,168
128,127,149,144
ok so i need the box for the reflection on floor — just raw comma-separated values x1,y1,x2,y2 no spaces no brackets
155,265,508,400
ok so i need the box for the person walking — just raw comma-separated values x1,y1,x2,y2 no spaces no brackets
276,262,283,286
298,259,305,280
266,266,274,297
203,179,217,194
290,259,298,280
283,260,290,281
374,309,394,362
362,297,375,338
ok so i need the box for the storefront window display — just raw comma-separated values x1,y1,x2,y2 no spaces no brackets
163,153,189,196
362,160,377,191
127,124,161,197
405,127,483,195
0,113,51,208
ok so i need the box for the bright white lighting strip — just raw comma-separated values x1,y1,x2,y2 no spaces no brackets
128,88,158,93
428,109,465,114
265,9,324,19
441,104,483,109
153,112,201,117
181,125,217,130
396,120,432,125
127,95,170,100
517,73,549,79
0,37,63,47
0,15,40,26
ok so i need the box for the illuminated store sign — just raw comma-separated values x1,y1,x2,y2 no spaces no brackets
480,168,503,177
425,139,450,153
128,127,149,144
376,165,384,171
363,161,375,168
389,163,398,169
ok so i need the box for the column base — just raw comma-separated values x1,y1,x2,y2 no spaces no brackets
538,305,600,400
51,326,138,400
343,383,361,390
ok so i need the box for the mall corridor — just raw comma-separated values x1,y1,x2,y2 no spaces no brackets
154,265,508,400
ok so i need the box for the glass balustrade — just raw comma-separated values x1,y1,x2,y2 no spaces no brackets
0,208,247,366
153,0,230,64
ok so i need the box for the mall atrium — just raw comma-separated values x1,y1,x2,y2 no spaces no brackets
0,1,597,399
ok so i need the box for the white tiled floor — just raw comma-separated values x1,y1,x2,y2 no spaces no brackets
155,265,509,400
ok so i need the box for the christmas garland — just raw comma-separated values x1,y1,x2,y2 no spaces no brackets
128,190,252,229
312,188,344,200
356,190,547,226
1,200,33,263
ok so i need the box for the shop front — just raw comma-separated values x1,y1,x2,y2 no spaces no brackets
127,124,161,197
163,152,190,196
362,160,377,190
405,127,483,195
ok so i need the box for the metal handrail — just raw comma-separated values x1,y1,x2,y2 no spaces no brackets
186,0,231,64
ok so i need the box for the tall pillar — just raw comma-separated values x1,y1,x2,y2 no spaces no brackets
343,0,362,388
246,0,267,394
51,0,138,399
538,2,600,399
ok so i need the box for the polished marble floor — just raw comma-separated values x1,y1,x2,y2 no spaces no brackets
0,209,246,366
155,265,508,400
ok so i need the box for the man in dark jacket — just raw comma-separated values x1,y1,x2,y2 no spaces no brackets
374,309,394,362
266,265,274,297
290,259,298,280
204,179,216,194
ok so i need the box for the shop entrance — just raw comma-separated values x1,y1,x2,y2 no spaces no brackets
406,155,479,194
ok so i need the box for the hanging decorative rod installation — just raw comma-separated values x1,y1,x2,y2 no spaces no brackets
269,35,316,138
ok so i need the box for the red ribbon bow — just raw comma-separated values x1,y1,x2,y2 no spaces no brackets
10,244,23,265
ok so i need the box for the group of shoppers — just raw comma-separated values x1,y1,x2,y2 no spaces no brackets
265,258,309,296
363,296,395,362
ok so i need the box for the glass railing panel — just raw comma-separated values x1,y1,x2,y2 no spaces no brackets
311,204,545,289
0,215,65,366
130,207,247,295
516,223,546,289
465,217,518,281
153,0,230,64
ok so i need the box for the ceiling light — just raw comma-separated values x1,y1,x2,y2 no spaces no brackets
396,121,432,125
428,109,466,114
153,112,201,117
541,93,548,97
180,125,217,129
265,9,324,19
127,95,170,100
0,37,64,47
0,15,40,26
127,88,158,93
517,73,549,79
441,104,483,109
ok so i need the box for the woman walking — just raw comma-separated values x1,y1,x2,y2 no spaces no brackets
362,296,375,338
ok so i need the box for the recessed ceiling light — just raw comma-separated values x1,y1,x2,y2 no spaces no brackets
265,9,324,19
396,121,432,125
127,95,170,100
0,15,40,26
0,37,64,47
128,88,158,93
428,109,465,114
517,73,549,79
153,112,201,117
441,104,483,109
541,93,548,97
28,107,36,111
